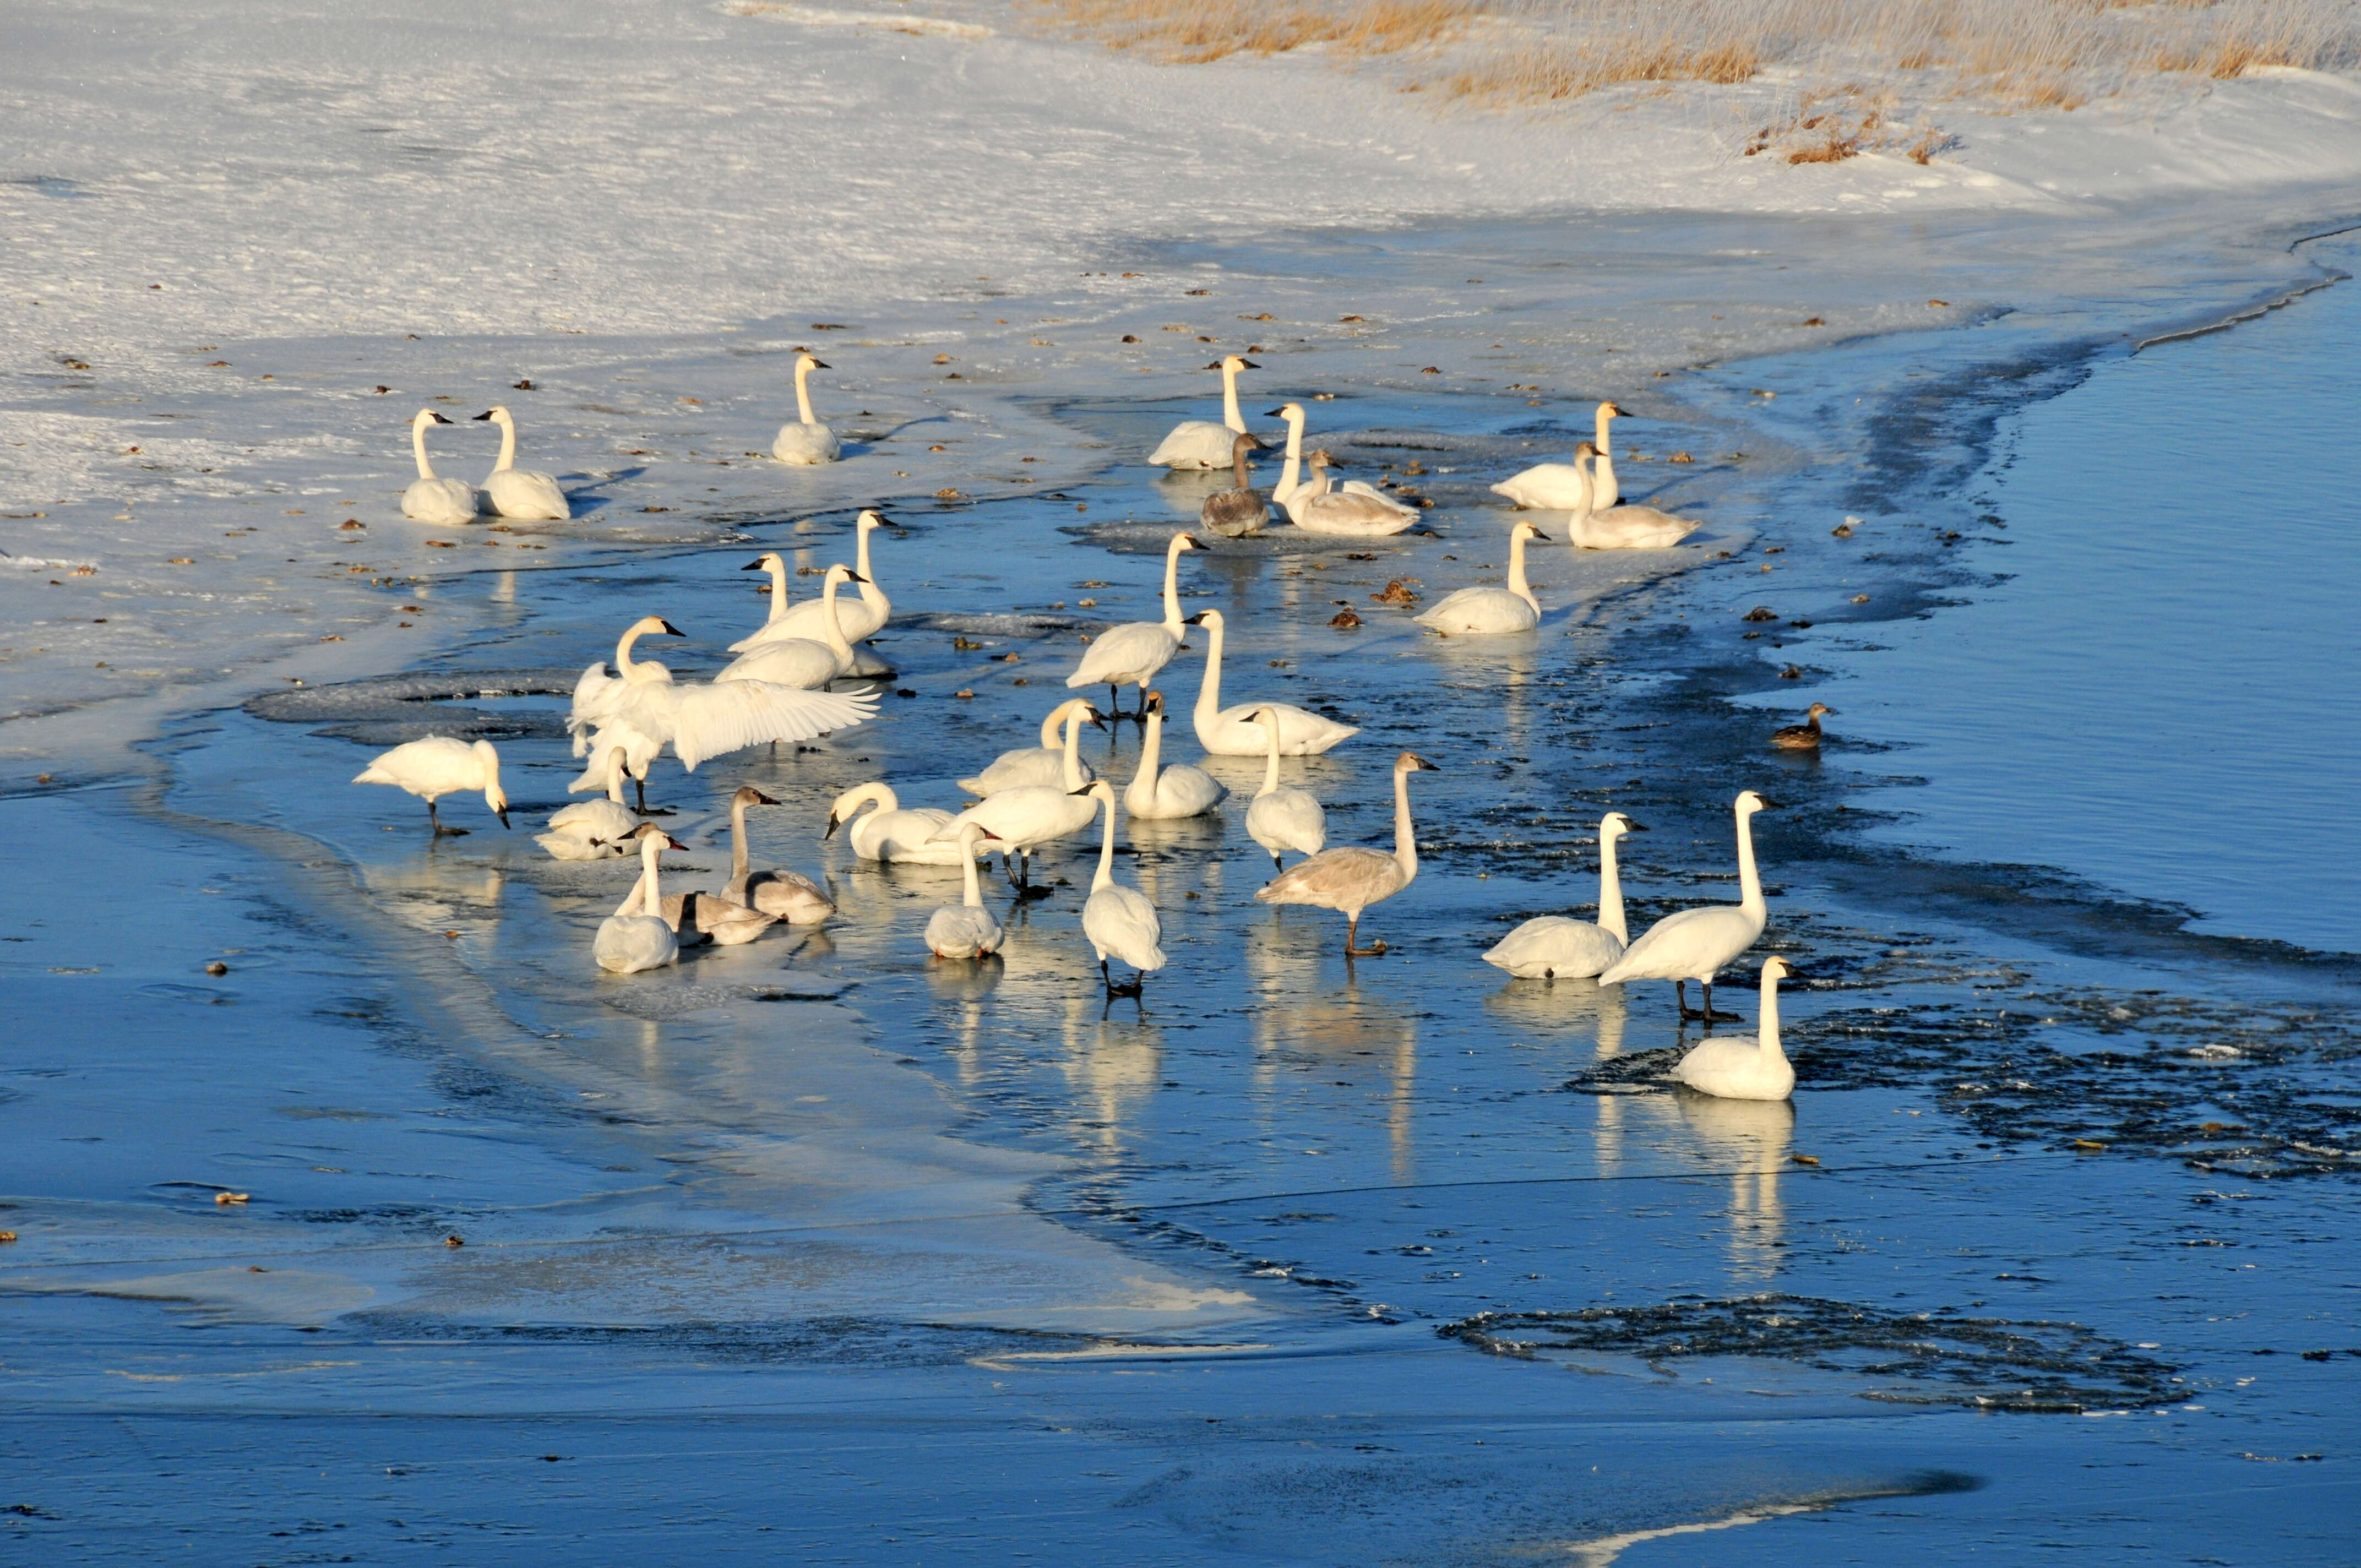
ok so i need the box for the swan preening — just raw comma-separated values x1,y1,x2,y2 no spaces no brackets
1565,442,1699,550
1772,703,1834,750
1124,691,1228,820
595,826,684,974
568,614,877,776
1483,812,1643,979
773,351,841,465
1258,751,1436,954
960,697,1101,796
924,822,1006,959
401,410,478,525
353,737,508,835
1188,608,1358,756
1244,705,1326,870
1076,780,1165,994
1067,531,1198,720
539,747,639,859
1672,956,1800,1100
1599,791,1775,1020
826,782,969,865
1492,400,1624,511
1416,520,1549,635
1199,432,1271,538
1149,355,1257,468
471,407,570,520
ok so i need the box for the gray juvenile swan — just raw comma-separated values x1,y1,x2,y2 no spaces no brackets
1199,431,1271,537
1256,751,1438,955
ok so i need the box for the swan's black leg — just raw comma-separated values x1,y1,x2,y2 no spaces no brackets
429,799,467,837
1677,979,1702,1020
1344,913,1388,957
1700,980,1740,1025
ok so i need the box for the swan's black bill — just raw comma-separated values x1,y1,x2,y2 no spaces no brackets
494,808,510,828
470,410,495,421
428,411,454,424
741,558,769,571
806,358,831,369
656,620,685,636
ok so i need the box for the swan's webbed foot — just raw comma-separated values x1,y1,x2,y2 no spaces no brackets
432,824,471,837
1017,883,1056,902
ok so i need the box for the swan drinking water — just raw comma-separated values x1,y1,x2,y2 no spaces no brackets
400,410,478,525
1598,790,1775,1020
595,827,684,974
1257,751,1437,955
470,406,570,520
958,697,1101,796
1415,520,1551,635
353,737,509,836
1244,705,1326,870
1565,443,1699,550
773,351,841,465
1491,400,1625,511
824,782,971,865
1066,531,1198,721
1483,811,1644,979
1075,780,1166,994
1124,690,1227,820
923,822,1006,960
1199,432,1271,538
1671,956,1800,1101
1149,355,1257,469
537,747,639,859
1187,608,1358,756
714,565,867,689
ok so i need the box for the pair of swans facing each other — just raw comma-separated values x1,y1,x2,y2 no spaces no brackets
401,407,570,524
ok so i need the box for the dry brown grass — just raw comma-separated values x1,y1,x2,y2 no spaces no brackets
1040,0,1476,62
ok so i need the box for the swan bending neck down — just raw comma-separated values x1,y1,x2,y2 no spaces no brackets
1597,790,1775,1021
469,406,569,520
1566,443,1700,551
1124,691,1228,820
1148,355,1259,469
825,782,967,865
352,736,509,836
1482,811,1644,979
1067,531,1199,721
401,409,478,525
773,351,842,465
1076,780,1166,994
1256,751,1437,955
1187,608,1359,756
1672,956,1799,1101
924,822,1006,959
596,828,684,974
1244,704,1326,870
1414,520,1550,635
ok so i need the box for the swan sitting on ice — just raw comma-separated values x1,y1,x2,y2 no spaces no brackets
1671,956,1800,1101
1492,401,1625,511
1123,691,1227,820
1566,443,1699,550
773,351,841,465
1075,781,1166,995
1149,355,1257,469
1199,433,1271,537
1244,706,1325,871
958,698,1100,796
1483,811,1643,979
721,786,835,925
924,822,1007,960
1415,520,1551,635
1290,452,1418,536
353,736,509,836
596,826,684,974
538,747,639,859
470,407,570,519
401,410,478,525
1598,790,1775,1020
1256,752,1437,955
825,782,970,865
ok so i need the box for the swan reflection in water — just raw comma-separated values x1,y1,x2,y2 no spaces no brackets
1246,922,1419,1181
1596,1079,1792,1281
1058,992,1163,1162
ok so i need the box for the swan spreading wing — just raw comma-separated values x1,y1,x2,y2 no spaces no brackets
616,678,877,771
568,659,671,753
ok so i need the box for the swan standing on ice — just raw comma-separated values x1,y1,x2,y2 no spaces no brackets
353,737,509,836
571,616,877,773
721,786,835,924
1771,704,1834,751
1290,452,1418,536
1074,780,1166,995
1149,355,1258,468
1066,531,1199,721
1599,790,1776,1020
959,697,1101,796
715,565,867,689
731,513,896,674
773,351,841,465
1187,608,1358,756
1199,433,1271,537
1415,520,1551,635
1244,705,1325,871
537,747,639,859
401,410,478,525
595,827,684,974
1257,751,1438,955
469,407,570,520
1483,811,1644,979
937,701,1105,890
824,782,971,865
1124,691,1227,820
924,822,1006,960
1491,401,1625,511
1566,443,1699,549
1672,956,1800,1101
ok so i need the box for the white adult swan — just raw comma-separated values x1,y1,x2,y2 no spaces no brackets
1483,811,1644,979
714,565,867,689
1244,705,1325,870
1600,790,1775,1020
923,822,1006,960
595,827,684,974
1672,956,1799,1101
1566,443,1699,550
721,786,835,924
353,737,509,836
773,351,841,465
1256,751,1437,955
935,701,1103,891
1187,608,1358,756
401,410,478,525
731,511,894,665
1149,355,1257,469
1267,404,1404,510
1067,531,1198,720
1290,452,1417,536
1415,520,1551,635
537,747,638,859
1492,401,1625,511
470,406,569,520
570,616,877,772
1124,691,1227,820
1075,781,1165,994
1199,433,1270,538
824,782,971,865
958,698,1100,796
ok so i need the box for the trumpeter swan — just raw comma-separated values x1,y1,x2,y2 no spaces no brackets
824,782,971,865
1415,520,1551,635
1483,811,1644,979
1244,705,1325,870
935,701,1104,891
595,827,684,974
1491,401,1625,510
924,822,1005,959
773,351,841,465
568,616,679,751
1199,433,1271,537
470,407,569,520
1598,790,1776,1020
1075,780,1165,994
401,410,478,525
1671,956,1799,1100
538,747,638,859
1256,751,1437,955
721,786,835,924
1771,704,1834,751
1067,531,1199,720
1267,404,1404,510
715,565,866,689
1124,690,1227,820
1149,355,1257,469
1291,453,1417,536
731,511,894,654
575,617,877,772
958,697,1101,796
1567,443,1699,550
353,737,509,836
1187,608,1358,755
569,722,664,815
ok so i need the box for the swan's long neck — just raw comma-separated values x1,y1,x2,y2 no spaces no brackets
959,828,986,908
1092,792,1117,892
863,783,898,814
616,623,649,679
1276,411,1303,499
730,797,750,884
1194,615,1224,726
411,419,437,482
794,361,818,426
1307,456,1329,500
1736,804,1765,918
1231,440,1253,489
1572,451,1596,528
496,416,519,473
854,524,887,617
1598,830,1626,944
820,573,853,660
1060,705,1087,791
1138,707,1165,781
603,749,628,807
1037,707,1067,750
1391,766,1420,883
1220,364,1244,434
1594,404,1614,455
1506,530,1536,611
640,834,665,917
1258,717,1282,796
1759,970,1784,1059
763,559,791,623
1161,537,1192,634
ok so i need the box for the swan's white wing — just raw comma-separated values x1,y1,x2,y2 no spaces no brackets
659,680,877,771
568,662,624,752
1084,884,1166,970
1070,622,1177,687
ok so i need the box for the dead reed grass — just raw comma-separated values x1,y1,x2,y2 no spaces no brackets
1041,0,1476,62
